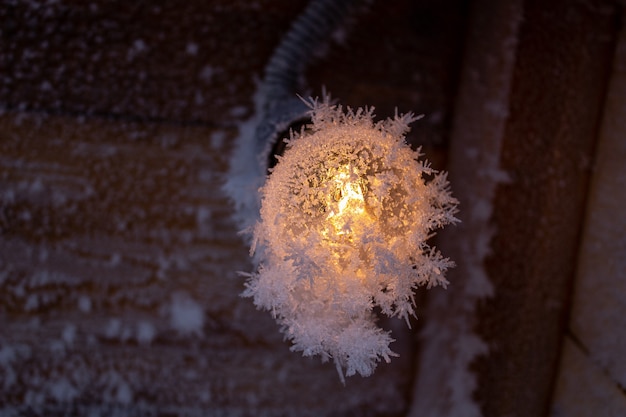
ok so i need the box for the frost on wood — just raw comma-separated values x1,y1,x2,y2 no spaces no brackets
243,97,459,381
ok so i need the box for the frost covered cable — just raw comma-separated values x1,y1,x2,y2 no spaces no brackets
224,0,367,239
254,0,366,165
263,0,363,104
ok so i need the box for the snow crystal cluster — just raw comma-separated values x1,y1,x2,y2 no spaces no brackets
243,97,458,382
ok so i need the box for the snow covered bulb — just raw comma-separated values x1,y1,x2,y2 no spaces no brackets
243,98,459,382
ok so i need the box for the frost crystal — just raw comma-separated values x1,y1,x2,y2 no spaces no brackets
243,97,458,382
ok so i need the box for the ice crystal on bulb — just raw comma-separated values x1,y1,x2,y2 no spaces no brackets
243,97,459,382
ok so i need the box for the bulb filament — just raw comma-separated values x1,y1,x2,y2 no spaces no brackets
326,167,366,237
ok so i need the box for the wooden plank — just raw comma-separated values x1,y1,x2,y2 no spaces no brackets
551,339,626,417
409,0,523,415
566,4,626,395
412,0,619,416
0,0,469,414
0,113,412,415
471,1,618,415
0,0,307,124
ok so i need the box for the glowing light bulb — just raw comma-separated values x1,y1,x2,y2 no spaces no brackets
325,165,366,237
333,167,364,214
243,97,459,382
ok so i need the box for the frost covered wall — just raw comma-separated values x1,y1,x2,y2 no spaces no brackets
0,1,468,415
411,0,620,416
3,1,620,415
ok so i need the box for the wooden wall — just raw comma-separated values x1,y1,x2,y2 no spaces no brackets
0,1,467,415
411,0,623,416
1,1,625,416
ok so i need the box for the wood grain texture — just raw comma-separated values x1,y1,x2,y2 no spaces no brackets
473,0,618,416
0,0,306,123
409,0,523,415
569,6,626,388
551,339,626,417
552,6,626,412
0,112,413,416
0,0,467,415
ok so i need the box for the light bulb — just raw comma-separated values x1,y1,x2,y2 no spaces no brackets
243,97,459,381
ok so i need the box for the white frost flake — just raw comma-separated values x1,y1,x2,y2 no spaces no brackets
48,377,79,402
78,295,92,312
62,324,76,346
169,292,204,336
186,42,199,55
136,321,156,345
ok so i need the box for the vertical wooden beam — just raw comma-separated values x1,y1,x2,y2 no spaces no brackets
411,0,618,416
552,5,626,414
474,0,618,415
410,0,524,415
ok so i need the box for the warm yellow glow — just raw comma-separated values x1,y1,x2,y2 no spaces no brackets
325,166,367,238
334,168,365,215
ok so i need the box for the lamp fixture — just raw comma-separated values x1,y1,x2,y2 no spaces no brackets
242,96,459,382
